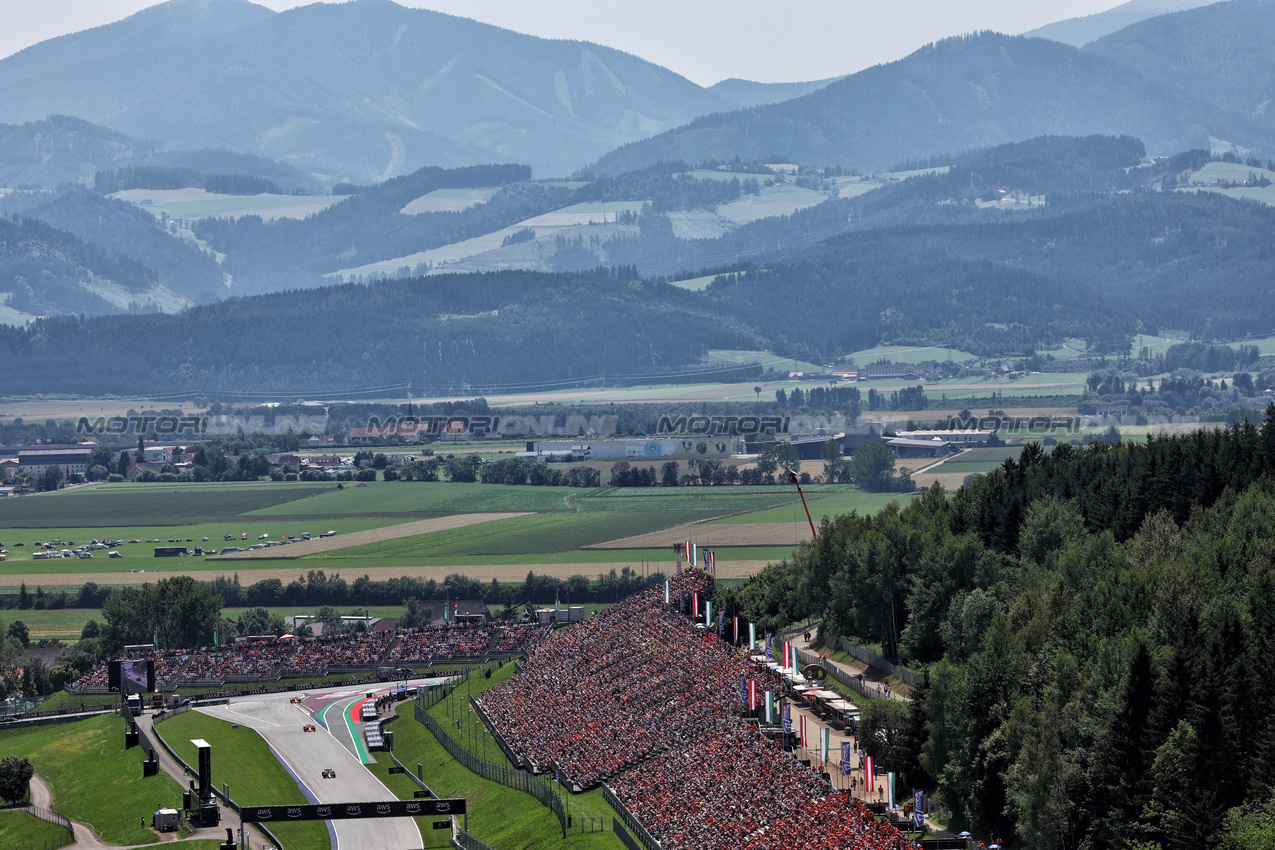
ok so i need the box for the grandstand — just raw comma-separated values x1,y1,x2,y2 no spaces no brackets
478,568,906,850
65,621,553,694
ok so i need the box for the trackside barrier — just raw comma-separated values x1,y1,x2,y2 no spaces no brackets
454,830,499,850
834,637,923,687
150,709,283,849
21,805,73,847
613,817,645,850
414,693,567,835
601,784,661,850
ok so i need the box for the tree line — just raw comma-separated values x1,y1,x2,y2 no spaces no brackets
718,404,1275,849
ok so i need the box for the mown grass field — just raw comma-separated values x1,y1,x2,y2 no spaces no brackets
710,489,914,524
0,482,334,528
111,188,346,221
161,711,329,850
714,182,827,224
0,809,70,849
0,713,184,845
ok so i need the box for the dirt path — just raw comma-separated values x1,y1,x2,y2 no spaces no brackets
207,512,530,559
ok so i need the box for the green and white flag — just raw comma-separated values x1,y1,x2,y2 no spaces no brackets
821,726,830,762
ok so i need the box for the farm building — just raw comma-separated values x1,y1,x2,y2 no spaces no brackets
528,438,742,461
16,448,91,476
886,437,954,459
860,363,919,380
899,429,994,446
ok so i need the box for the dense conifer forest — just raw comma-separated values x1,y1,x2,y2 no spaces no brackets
728,407,1275,849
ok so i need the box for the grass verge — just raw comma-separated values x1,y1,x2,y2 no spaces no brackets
0,808,71,849
0,713,183,845
160,710,328,850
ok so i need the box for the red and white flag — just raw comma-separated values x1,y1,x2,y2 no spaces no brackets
865,756,875,793
749,679,757,710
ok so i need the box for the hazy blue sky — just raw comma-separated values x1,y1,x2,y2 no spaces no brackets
1,0,1128,85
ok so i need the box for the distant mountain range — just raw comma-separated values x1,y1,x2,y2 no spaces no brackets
0,0,744,182
0,115,321,192
1024,0,1220,47
590,5,1275,175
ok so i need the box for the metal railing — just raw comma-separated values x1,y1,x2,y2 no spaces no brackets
414,696,567,835
21,805,73,846
834,637,923,687
454,829,498,850
601,784,661,850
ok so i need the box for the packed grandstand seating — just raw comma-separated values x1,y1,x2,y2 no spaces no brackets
480,569,787,787
482,568,904,850
284,632,392,672
610,721,899,850
66,622,531,691
387,623,496,662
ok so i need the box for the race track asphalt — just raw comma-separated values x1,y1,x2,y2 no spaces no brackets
201,692,423,850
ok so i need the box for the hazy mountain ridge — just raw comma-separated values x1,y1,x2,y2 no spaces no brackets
1025,0,1220,47
588,30,1273,175
1085,0,1275,127
0,188,226,305
0,0,739,182
0,115,320,192
0,215,185,320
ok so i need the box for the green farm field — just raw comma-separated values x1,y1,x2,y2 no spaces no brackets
111,187,347,221
709,488,915,524
714,182,827,224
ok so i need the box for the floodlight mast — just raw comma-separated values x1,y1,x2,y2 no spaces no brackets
786,471,817,541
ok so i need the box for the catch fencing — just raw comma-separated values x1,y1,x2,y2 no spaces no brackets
414,695,567,836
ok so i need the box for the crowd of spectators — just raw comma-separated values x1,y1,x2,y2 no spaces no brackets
285,632,392,671
67,621,536,690
387,623,497,662
489,623,552,654
480,570,786,787
611,720,905,850
180,640,296,680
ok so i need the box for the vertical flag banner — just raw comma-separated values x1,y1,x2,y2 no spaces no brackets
765,690,774,723
799,713,807,748
691,543,697,566
821,727,830,763
865,756,875,793
693,592,699,617
765,632,773,660
749,680,758,711
705,599,711,625
664,580,669,604
841,742,852,776
685,540,691,563
782,701,791,733
680,590,686,613
733,616,739,643
913,790,925,828
750,622,757,649
739,672,747,705
888,772,896,807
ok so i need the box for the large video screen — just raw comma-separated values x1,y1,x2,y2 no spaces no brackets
108,659,154,693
